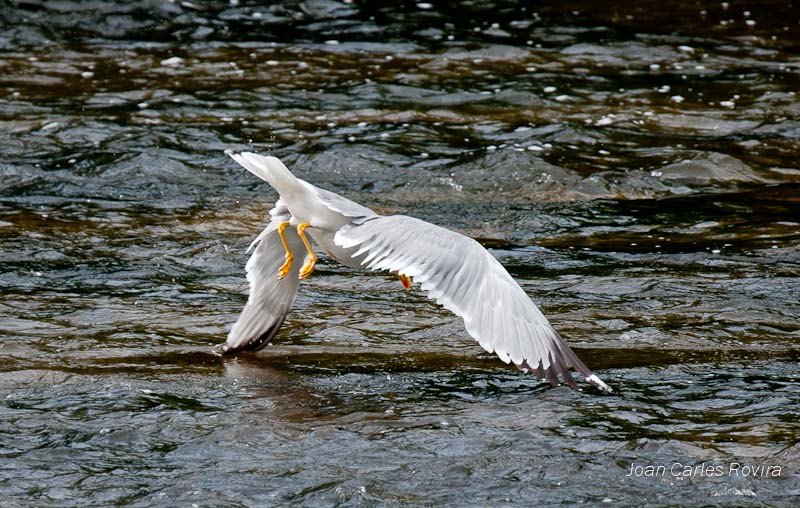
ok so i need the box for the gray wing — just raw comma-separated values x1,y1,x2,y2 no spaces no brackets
218,200,304,354
334,215,610,391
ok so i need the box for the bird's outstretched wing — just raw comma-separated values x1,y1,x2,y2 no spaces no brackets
218,200,305,354
334,215,610,391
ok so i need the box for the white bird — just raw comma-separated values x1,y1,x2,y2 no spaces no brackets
217,151,610,392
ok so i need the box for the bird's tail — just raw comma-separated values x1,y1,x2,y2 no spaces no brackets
226,151,298,196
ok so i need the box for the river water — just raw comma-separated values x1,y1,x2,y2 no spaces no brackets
1,1,799,506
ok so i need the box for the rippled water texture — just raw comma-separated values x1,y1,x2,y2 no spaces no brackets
1,1,800,506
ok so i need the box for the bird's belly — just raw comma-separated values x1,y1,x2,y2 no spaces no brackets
283,183,353,231
308,229,365,269
287,204,350,232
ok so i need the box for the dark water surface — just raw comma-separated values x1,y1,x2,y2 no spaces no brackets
1,1,799,506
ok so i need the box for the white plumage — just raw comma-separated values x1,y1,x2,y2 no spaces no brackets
219,151,610,392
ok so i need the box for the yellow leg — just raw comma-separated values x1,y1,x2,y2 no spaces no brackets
397,273,412,289
297,223,318,280
276,221,293,279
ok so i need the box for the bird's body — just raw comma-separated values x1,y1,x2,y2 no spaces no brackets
220,151,610,392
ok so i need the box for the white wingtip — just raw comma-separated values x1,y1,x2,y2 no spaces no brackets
586,374,612,392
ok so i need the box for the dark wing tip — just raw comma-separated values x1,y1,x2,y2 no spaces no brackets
518,335,611,392
217,317,285,356
520,359,576,389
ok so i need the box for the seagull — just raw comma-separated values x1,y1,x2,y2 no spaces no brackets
217,151,610,392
